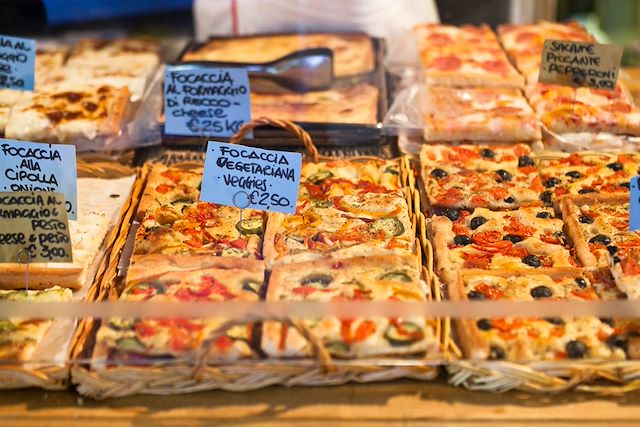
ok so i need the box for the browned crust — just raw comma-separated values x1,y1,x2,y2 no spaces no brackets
136,163,168,219
0,264,84,290
262,212,284,269
96,86,130,138
427,216,459,287
423,72,525,90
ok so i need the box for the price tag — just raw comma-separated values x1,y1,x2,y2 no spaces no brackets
539,39,623,90
0,191,72,263
200,141,301,215
630,176,640,231
164,66,251,137
0,139,78,219
0,34,35,91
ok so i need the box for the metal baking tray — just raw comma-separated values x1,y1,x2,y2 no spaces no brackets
161,32,391,148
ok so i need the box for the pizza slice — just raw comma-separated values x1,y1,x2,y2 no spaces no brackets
134,202,266,259
137,163,203,219
429,207,580,285
262,255,440,359
182,33,375,78
422,87,540,141
413,23,524,88
561,196,640,270
263,192,414,266
96,256,264,362
250,84,379,125
540,152,640,203
451,269,626,361
420,143,533,172
0,287,72,362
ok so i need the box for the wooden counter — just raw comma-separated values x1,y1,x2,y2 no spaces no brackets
3,377,640,427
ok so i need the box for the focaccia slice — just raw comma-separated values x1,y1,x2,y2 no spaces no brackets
251,84,378,125
610,247,640,300
451,269,625,361
420,143,533,172
429,207,579,285
262,255,439,358
137,163,203,219
263,193,414,267
96,256,264,361
134,202,266,259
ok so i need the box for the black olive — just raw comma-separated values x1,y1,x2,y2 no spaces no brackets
578,188,596,194
530,285,552,298
523,254,542,267
540,191,553,205
579,215,593,224
575,278,587,288
467,290,486,300
589,234,611,245
481,148,495,158
476,319,492,330
607,162,623,171
544,177,560,188
442,208,461,222
606,335,628,352
607,245,619,255
536,212,553,219
599,317,615,327
300,274,333,288
504,196,515,204
613,256,621,264
554,231,567,245
431,168,448,179
545,317,564,326
495,169,512,182
619,291,627,298
518,156,535,167
470,216,488,230
565,170,581,179
620,182,631,189
503,234,524,244
454,235,472,246
629,330,640,338
489,345,505,360
566,340,588,358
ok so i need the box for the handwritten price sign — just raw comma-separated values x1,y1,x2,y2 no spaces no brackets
0,35,35,91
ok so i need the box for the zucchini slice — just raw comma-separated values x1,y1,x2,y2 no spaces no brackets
384,166,399,176
116,336,146,352
307,171,333,184
370,217,404,238
242,279,261,294
300,273,333,289
313,199,332,208
378,271,412,282
384,321,424,346
108,317,135,331
236,218,265,235
324,341,350,357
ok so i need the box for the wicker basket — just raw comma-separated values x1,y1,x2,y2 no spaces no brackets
0,160,141,390
71,118,444,399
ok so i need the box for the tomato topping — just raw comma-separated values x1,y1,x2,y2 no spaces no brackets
597,330,610,342
519,166,538,174
170,329,189,352
474,283,505,300
505,246,528,258
437,188,463,205
452,223,470,237
426,33,453,46
184,236,202,248
279,323,289,350
490,106,522,115
303,183,325,200
503,218,535,237
603,102,632,113
160,170,184,184
473,240,513,253
201,276,237,300
515,31,539,43
471,195,489,207
155,184,174,194
530,176,544,193
473,231,502,245
622,254,640,277
352,320,377,343
429,55,462,71
214,335,234,352
479,60,509,74
387,237,407,249
463,253,492,269
571,288,598,300
488,187,509,201
135,322,155,338
449,146,480,161
540,233,561,244
550,326,565,337
292,286,317,297
229,238,248,250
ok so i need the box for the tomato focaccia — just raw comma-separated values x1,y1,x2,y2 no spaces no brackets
4,85,130,144
0,287,72,362
421,149,545,210
96,256,264,362
497,21,593,83
539,152,640,204
250,84,378,125
134,202,266,259
53,39,160,101
429,207,579,285
412,23,524,88
450,270,626,361
299,159,402,201
182,33,374,78
610,247,640,300
137,163,203,219
561,195,640,270
525,83,640,136
263,193,414,267
422,87,540,142
262,255,439,358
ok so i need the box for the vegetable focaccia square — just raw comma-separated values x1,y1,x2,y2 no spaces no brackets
137,163,203,219
4,85,130,144
561,196,640,269
452,270,625,361
97,256,264,361
262,255,439,358
263,193,414,266
299,158,402,201
610,247,640,300
429,207,579,285
422,87,540,142
134,202,266,259
420,143,534,172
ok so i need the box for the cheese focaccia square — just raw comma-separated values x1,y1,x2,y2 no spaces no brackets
429,207,580,285
134,202,266,259
96,256,264,362
451,269,626,361
262,255,440,359
263,193,414,267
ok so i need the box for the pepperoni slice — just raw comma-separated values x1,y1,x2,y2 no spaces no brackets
155,184,174,194
603,102,632,113
429,55,462,71
480,60,509,74
426,33,454,47
515,31,540,43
